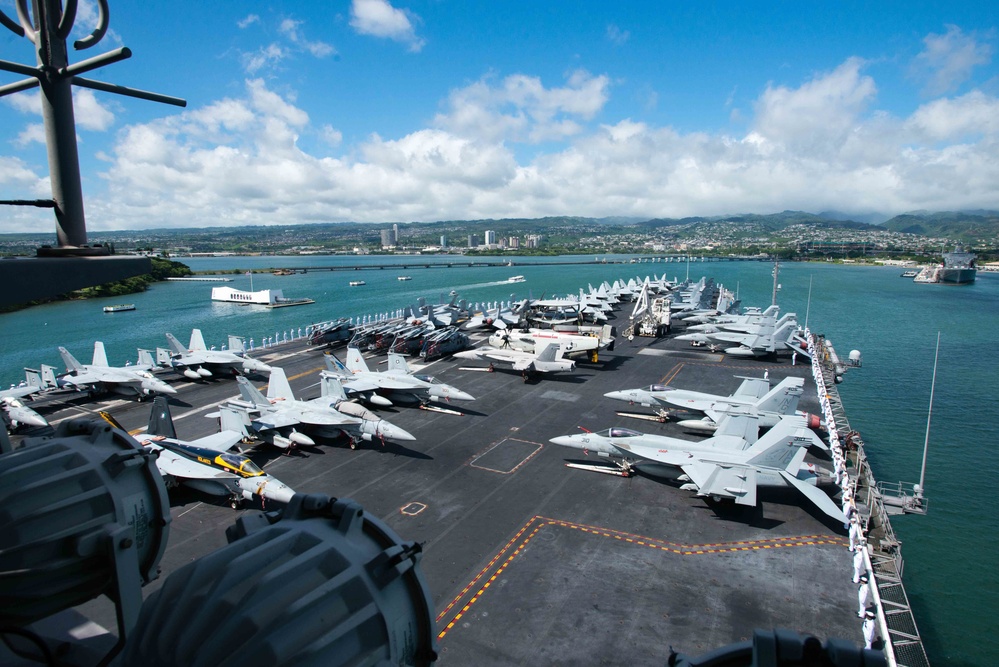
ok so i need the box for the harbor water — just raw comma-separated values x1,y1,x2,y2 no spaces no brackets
2,255,996,666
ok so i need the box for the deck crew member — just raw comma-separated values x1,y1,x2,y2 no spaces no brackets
857,575,870,617
853,548,866,584
862,610,878,649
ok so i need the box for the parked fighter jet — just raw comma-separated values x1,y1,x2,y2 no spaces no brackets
323,349,475,407
453,342,575,378
101,397,295,509
56,342,177,399
549,417,842,522
1,380,48,431
160,329,272,379
606,376,819,440
228,367,415,449
605,375,774,419
675,318,798,358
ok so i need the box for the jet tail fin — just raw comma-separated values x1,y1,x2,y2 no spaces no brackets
146,396,177,439
386,353,411,375
236,376,271,408
58,347,83,372
165,333,188,355
189,329,209,352
745,419,812,470
218,404,251,438
345,347,370,373
137,349,155,367
24,368,43,390
324,353,349,375
754,377,804,415
40,364,58,388
778,470,845,523
265,367,295,401
156,347,174,366
92,341,110,367
320,372,348,401
227,335,246,353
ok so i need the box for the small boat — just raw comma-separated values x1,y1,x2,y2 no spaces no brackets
398,276,412,281
900,270,919,278
349,280,366,286
506,275,526,283
103,303,135,313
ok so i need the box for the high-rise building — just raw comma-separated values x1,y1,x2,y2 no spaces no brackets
508,237,520,249
392,224,399,245
484,230,496,245
440,235,447,248
467,234,480,248
381,229,394,247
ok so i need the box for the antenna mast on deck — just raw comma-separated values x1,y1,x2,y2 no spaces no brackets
0,0,187,251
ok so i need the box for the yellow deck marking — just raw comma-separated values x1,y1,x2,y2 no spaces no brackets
435,515,845,641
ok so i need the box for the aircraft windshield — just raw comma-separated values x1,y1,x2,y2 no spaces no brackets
596,427,642,438
649,384,673,392
414,375,436,384
218,453,264,476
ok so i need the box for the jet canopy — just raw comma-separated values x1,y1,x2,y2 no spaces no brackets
649,384,674,392
217,453,264,477
596,427,643,438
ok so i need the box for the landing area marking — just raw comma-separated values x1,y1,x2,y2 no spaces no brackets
469,438,543,474
435,514,845,641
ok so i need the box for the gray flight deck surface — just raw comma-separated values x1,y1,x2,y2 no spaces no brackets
22,315,858,664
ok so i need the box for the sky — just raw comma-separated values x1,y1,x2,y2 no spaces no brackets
0,1,997,233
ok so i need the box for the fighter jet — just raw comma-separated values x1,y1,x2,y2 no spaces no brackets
606,376,820,439
675,318,798,358
227,367,415,449
159,329,272,380
605,375,774,420
1,377,48,431
56,342,177,399
101,397,295,509
453,342,575,379
323,348,475,407
549,417,842,522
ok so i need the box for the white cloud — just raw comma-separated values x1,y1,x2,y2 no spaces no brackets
912,25,993,96
607,24,630,46
238,14,260,29
753,57,876,151
65,58,999,231
434,70,611,143
73,89,115,131
242,43,287,74
350,0,425,52
15,123,46,147
278,18,335,57
907,90,999,140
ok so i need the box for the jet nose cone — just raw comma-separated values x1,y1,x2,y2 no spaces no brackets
264,480,297,505
603,390,630,401
21,414,49,427
379,421,416,442
157,382,178,395
445,389,475,402
549,435,580,448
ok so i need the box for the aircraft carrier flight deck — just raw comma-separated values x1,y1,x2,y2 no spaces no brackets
11,312,865,665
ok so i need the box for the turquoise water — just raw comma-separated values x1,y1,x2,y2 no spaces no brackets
2,255,995,665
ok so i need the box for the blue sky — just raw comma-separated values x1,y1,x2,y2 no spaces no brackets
0,1,997,232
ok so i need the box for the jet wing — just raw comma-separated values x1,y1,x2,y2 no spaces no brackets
188,430,245,453
251,410,304,432
154,449,238,481
683,463,758,506
340,377,382,393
